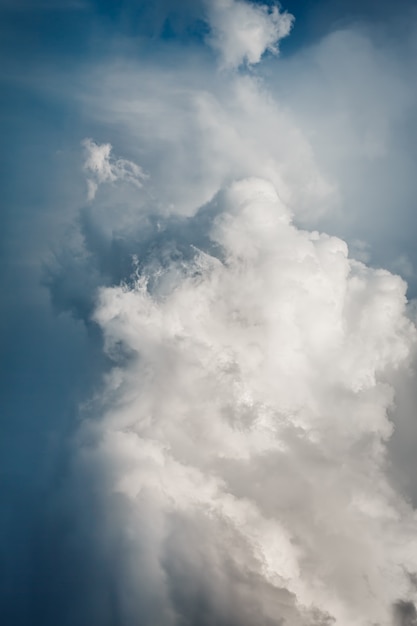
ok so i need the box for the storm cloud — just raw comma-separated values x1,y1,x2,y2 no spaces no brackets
2,1,417,625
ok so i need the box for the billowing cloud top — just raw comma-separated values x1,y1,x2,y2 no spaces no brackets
2,1,417,626
206,0,294,68
79,174,416,626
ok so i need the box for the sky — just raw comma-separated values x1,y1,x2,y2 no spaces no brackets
1,1,417,625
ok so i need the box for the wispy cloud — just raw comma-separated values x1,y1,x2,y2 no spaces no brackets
83,138,148,200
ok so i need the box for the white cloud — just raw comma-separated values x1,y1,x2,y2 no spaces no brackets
78,67,335,221
68,18,417,294
75,176,417,626
82,138,148,200
36,7,417,625
206,0,294,68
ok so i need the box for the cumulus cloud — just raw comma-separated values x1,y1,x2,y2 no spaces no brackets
67,174,417,626
8,1,417,625
206,0,294,68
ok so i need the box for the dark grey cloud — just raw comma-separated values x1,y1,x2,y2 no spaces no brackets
394,600,417,626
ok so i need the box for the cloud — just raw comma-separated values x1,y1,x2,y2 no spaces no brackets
206,0,294,68
67,175,417,625
394,600,417,626
264,23,417,293
83,138,148,200
3,1,417,625
72,12,417,288
75,65,334,221
40,9,417,621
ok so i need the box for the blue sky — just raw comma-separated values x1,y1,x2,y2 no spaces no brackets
1,2,417,625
